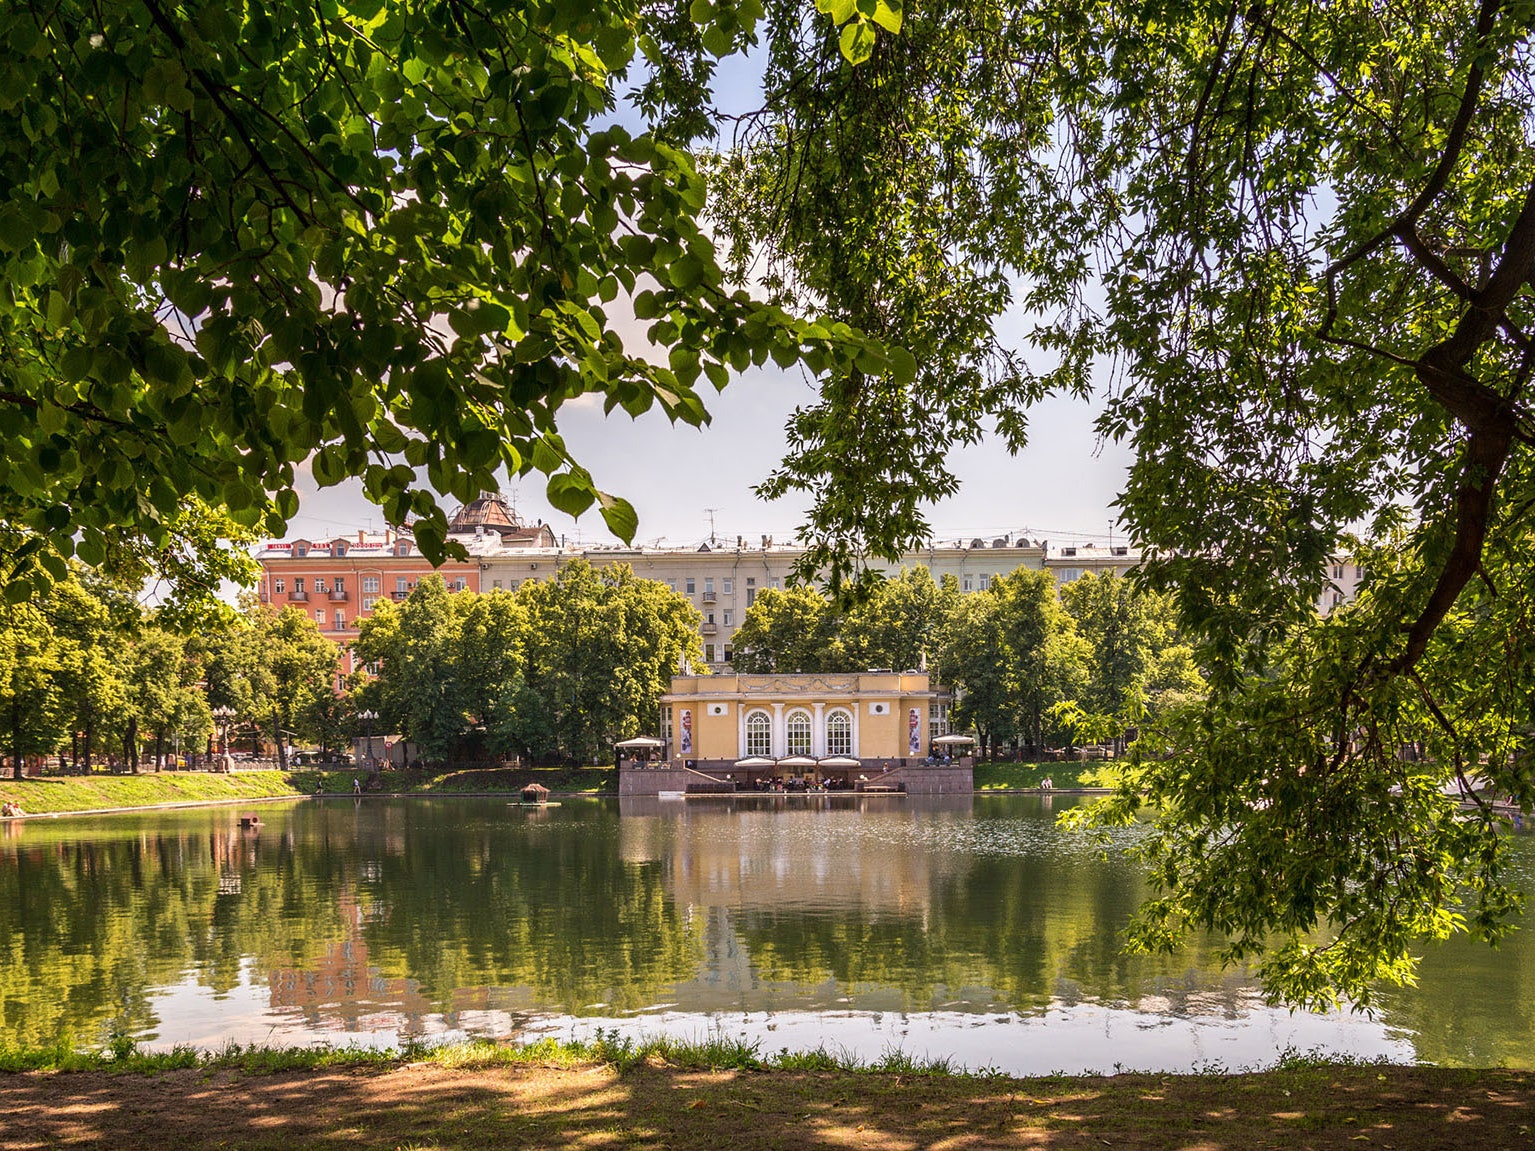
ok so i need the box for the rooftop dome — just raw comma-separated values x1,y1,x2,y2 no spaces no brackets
449,491,523,533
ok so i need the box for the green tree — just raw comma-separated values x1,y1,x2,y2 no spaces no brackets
513,560,701,762
456,590,530,759
0,0,905,609
841,567,958,672
708,0,1535,1004
730,585,843,673
382,576,473,764
0,603,66,778
937,591,1014,758
1058,573,1184,719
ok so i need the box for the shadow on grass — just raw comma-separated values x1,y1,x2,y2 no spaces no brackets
2,1046,1532,1151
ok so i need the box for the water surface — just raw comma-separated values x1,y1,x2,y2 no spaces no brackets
1,794,1528,1073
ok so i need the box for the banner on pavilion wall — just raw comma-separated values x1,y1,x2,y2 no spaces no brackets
679,709,693,756
908,708,921,756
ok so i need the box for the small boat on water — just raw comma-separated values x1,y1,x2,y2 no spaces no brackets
239,813,262,828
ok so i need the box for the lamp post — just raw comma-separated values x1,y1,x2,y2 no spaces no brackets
358,709,378,768
211,706,235,766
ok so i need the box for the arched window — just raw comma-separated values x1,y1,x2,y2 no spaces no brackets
786,710,812,757
825,710,852,757
745,711,771,757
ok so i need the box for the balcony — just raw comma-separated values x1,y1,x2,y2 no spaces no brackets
700,621,718,635
288,590,309,602
702,590,717,603
391,590,409,600
328,589,350,602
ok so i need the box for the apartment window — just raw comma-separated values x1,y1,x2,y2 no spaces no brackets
315,609,325,625
723,610,733,627
363,576,379,594
770,577,780,589
706,611,715,625
492,580,502,589
979,574,991,590
963,575,973,592
746,576,756,605
333,576,345,592
293,543,308,557
334,610,345,630
723,645,733,662
293,577,305,593
274,578,285,594
314,578,327,593
395,577,409,593
723,578,733,595
1058,568,1079,582
686,577,696,594
452,576,466,591
363,596,377,612
705,643,715,662
704,577,714,596
667,579,676,591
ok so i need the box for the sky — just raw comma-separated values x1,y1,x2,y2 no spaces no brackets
283,43,1138,553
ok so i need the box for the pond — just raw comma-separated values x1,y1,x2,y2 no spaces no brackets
1,794,1531,1074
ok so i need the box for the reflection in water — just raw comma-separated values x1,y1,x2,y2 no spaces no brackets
0,795,1529,1072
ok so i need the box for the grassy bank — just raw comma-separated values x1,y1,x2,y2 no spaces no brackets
0,1038,1528,1150
972,759,1120,790
0,761,1109,816
0,770,312,815
0,765,619,815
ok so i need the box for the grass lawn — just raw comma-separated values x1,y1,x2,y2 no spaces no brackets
0,765,619,815
0,1039,1528,1150
972,760,1120,790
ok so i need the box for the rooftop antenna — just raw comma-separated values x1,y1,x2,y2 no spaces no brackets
704,507,720,546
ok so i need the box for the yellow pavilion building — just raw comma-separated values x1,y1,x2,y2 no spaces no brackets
620,672,971,796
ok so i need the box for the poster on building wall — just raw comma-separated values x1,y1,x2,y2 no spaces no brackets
908,708,921,756
679,709,693,755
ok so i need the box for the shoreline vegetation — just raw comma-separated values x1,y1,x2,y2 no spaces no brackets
0,761,1109,817
0,1037,1529,1150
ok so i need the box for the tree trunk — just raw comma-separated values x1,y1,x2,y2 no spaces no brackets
153,731,164,772
127,717,139,773
273,707,287,770
83,714,93,775
11,696,21,780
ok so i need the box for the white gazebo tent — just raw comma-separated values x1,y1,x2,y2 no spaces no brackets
931,733,975,760
616,736,666,764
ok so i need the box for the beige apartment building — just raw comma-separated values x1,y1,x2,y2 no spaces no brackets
255,492,1144,673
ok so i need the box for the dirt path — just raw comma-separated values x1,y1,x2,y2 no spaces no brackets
2,1062,1532,1150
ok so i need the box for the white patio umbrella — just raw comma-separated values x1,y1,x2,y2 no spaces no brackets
733,756,776,768
615,736,666,749
817,755,861,768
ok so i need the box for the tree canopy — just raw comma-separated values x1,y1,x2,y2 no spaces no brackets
705,0,1535,1006
10,0,1535,1006
0,0,908,611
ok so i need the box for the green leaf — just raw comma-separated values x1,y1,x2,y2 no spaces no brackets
839,19,876,63
597,492,638,543
547,472,596,517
